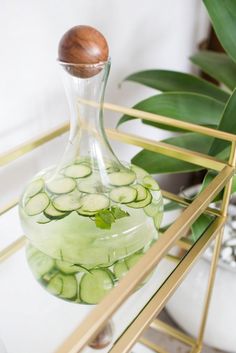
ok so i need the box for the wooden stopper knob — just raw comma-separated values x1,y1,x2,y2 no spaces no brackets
58,25,109,78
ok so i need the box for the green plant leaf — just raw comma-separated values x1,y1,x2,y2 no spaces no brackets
209,89,236,156
124,70,229,103
191,214,213,242
204,0,236,63
131,133,213,174
200,170,236,201
190,50,236,90
117,92,224,132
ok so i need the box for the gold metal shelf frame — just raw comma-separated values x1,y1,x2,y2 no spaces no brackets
0,101,235,353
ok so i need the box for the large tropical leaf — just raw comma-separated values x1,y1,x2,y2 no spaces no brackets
191,214,213,241
200,169,236,201
131,133,213,174
190,50,236,90
124,70,229,103
210,89,236,156
204,0,236,63
117,92,224,132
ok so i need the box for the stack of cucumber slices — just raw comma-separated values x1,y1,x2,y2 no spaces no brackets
27,243,147,304
22,161,162,229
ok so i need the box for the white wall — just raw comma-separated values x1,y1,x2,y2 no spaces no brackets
0,0,209,204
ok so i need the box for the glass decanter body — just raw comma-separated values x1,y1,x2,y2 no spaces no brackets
19,60,163,305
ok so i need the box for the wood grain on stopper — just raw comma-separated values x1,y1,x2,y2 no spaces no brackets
58,25,109,78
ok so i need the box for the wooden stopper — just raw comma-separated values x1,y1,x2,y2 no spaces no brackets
58,25,109,78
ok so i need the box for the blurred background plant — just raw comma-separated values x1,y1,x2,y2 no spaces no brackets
118,0,236,238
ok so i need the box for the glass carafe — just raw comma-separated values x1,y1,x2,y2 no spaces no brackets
19,46,163,306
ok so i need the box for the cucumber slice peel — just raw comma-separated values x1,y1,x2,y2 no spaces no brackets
64,164,91,178
132,184,147,201
25,179,44,198
80,269,113,304
47,273,77,299
127,190,152,208
47,274,63,295
110,186,137,203
37,214,52,224
25,193,49,216
60,274,77,299
56,260,89,274
44,203,68,219
47,177,76,194
109,171,136,186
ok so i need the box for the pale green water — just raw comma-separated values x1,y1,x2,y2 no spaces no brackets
19,162,163,303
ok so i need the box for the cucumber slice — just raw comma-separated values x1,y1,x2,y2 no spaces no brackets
109,186,137,204
28,251,55,279
25,179,44,198
80,194,109,213
80,269,113,304
78,180,98,194
153,211,163,229
47,177,76,194
44,203,68,219
37,214,52,224
77,209,97,217
25,193,49,216
142,176,160,191
127,190,152,208
113,260,128,280
47,274,63,295
43,268,59,282
109,171,136,186
131,165,148,179
53,191,82,211
125,252,144,269
64,164,91,178
60,274,77,299
144,202,160,217
56,260,89,274
132,184,147,201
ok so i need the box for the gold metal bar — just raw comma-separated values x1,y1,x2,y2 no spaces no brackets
107,128,226,172
55,167,231,353
104,102,236,142
165,254,181,264
221,141,236,216
0,122,69,167
176,238,192,251
150,319,195,347
81,99,236,142
0,236,26,263
0,198,18,216
108,217,226,353
139,337,169,353
194,141,236,351
162,190,221,217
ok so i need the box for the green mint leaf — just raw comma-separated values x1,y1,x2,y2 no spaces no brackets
111,206,130,219
94,207,130,229
95,209,115,229
95,215,111,229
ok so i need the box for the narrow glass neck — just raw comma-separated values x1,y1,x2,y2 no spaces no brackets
59,60,121,169
61,61,110,141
